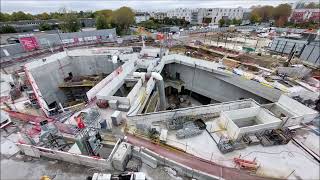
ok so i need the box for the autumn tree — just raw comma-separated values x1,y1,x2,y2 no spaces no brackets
250,5,274,22
273,4,292,27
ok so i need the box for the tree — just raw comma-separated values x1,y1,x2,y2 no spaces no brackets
37,12,50,20
219,19,225,27
250,11,261,24
251,6,274,22
96,15,109,29
11,11,33,21
273,4,292,27
39,23,53,31
0,25,16,34
0,12,11,22
111,7,135,35
225,19,231,26
59,8,80,32
95,9,113,24
203,17,212,24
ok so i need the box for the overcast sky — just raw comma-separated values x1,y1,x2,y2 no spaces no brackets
1,0,317,14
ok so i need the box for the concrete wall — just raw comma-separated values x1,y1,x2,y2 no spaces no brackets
30,56,74,105
165,63,270,104
0,29,117,60
29,53,115,105
220,107,282,139
96,59,137,105
277,95,319,124
128,99,260,125
16,143,112,170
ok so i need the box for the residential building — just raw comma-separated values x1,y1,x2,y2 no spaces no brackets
135,12,150,23
150,12,167,20
289,9,320,23
167,8,198,23
166,7,249,25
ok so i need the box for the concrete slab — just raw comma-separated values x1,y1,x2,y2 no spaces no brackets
165,119,320,180
1,138,20,158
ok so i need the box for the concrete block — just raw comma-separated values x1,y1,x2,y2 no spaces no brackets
111,142,132,171
118,104,130,111
111,111,122,126
109,100,118,109
140,151,157,168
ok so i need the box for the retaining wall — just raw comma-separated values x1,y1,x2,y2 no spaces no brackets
16,143,112,170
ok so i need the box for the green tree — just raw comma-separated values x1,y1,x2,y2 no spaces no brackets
225,19,231,26
0,25,16,34
39,23,53,31
96,15,109,29
111,7,135,35
250,11,262,24
50,12,63,19
59,8,80,32
11,11,33,21
219,19,225,27
37,12,50,20
0,12,11,22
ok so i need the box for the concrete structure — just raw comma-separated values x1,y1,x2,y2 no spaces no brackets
24,47,129,116
0,110,12,128
219,107,282,140
0,28,117,60
25,46,319,117
264,95,319,127
111,142,132,171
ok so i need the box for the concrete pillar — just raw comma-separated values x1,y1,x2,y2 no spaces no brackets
132,72,166,111
152,72,166,111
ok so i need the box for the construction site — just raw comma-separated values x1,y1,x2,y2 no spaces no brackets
1,25,320,180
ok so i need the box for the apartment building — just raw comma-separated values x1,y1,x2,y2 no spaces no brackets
167,8,198,23
289,9,320,23
150,12,167,20
166,7,249,25
135,12,150,23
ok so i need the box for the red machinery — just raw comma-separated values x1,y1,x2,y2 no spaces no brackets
234,156,259,171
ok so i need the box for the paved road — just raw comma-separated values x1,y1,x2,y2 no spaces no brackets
127,134,276,180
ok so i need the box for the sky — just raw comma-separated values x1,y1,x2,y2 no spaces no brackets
1,0,317,14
